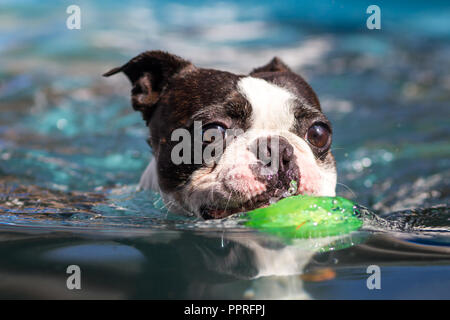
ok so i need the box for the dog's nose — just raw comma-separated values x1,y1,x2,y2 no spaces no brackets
251,136,294,173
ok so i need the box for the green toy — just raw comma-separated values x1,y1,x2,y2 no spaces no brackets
245,194,363,239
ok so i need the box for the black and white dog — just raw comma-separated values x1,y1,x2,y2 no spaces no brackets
104,51,336,219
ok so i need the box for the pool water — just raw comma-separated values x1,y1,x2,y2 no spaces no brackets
0,0,449,299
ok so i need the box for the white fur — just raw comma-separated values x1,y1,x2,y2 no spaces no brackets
236,76,336,197
138,158,159,191
238,76,295,131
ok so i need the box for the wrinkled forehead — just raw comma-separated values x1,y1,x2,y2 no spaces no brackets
158,68,322,130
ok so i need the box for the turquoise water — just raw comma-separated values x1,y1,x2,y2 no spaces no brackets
0,0,449,299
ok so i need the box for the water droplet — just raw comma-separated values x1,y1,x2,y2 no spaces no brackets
383,152,393,162
56,118,67,130
243,289,255,299
269,197,278,204
364,179,373,188
362,157,372,167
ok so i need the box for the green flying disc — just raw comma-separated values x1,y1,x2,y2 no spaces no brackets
245,195,363,239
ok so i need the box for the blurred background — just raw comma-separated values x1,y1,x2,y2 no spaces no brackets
1,0,449,214
0,0,450,300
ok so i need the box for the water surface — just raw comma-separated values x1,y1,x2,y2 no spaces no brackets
0,0,449,299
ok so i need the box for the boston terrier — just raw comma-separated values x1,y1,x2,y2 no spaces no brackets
104,51,336,219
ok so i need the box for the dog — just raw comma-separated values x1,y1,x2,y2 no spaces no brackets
104,51,336,219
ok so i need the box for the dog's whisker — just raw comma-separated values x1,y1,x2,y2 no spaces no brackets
165,200,176,211
336,182,356,198
208,187,215,203
223,191,233,213
161,200,173,212
330,147,346,151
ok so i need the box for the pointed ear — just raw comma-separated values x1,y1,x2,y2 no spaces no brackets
103,51,194,117
250,57,291,75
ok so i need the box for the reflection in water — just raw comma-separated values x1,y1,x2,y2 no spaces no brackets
0,222,449,299
0,182,449,299
0,0,449,299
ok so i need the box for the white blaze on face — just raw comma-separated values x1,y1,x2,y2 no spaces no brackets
234,76,336,197
238,77,295,131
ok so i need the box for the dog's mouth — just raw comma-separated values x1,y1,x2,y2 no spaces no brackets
199,181,299,219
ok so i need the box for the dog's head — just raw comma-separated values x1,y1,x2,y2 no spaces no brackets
104,51,336,219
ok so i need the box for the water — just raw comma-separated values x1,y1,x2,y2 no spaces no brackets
0,0,449,299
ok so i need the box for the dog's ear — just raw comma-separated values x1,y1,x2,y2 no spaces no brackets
250,57,291,75
103,51,193,118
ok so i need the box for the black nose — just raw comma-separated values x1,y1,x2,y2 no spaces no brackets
250,136,294,173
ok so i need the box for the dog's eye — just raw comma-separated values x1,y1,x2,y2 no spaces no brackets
202,123,226,144
306,122,331,149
